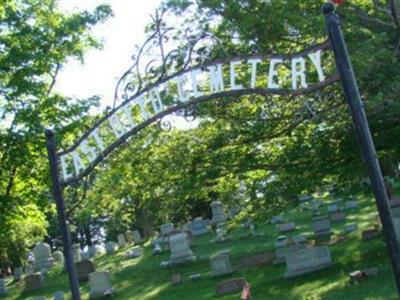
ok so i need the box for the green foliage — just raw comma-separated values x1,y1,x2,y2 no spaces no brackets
0,0,111,267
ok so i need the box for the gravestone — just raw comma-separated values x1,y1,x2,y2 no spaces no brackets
126,246,143,259
88,245,101,258
298,195,313,202
171,274,182,285
81,252,90,261
215,225,228,242
133,230,143,244
25,264,34,274
280,222,296,233
33,242,54,271
54,291,64,300
345,223,358,233
89,271,114,299
72,244,81,262
345,201,358,210
160,223,175,237
274,242,306,265
188,218,209,236
271,215,284,225
13,266,23,281
169,232,196,265
24,273,44,292
105,242,117,255
275,236,288,249
209,250,234,276
362,229,380,241
153,243,162,255
330,212,346,223
75,259,95,283
284,246,332,278
216,278,245,296
0,279,7,296
117,234,127,247
211,201,228,225
125,230,134,244
327,204,339,214
293,234,307,244
53,250,64,265
312,216,331,239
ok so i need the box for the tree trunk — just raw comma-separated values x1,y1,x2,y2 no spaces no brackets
136,208,154,238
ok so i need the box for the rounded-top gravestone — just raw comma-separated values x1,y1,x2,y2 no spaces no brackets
53,250,64,265
33,242,54,271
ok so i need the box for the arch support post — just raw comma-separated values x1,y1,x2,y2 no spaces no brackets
323,2,400,296
45,129,81,300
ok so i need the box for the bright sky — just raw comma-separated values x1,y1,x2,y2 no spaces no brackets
55,0,162,109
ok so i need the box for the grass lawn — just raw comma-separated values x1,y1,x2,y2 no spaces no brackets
4,191,399,300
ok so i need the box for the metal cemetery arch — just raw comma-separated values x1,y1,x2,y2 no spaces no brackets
45,4,400,299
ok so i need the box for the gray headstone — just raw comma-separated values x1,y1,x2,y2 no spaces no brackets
105,242,118,255
153,243,162,255
210,251,234,276
132,230,143,244
32,242,54,272
117,234,127,247
211,201,228,225
0,279,7,296
75,259,95,283
53,291,64,300
327,204,339,214
13,266,23,281
160,223,175,237
280,222,296,233
89,271,114,299
169,232,196,265
293,234,307,244
330,211,346,223
345,223,358,233
72,244,81,263
284,246,332,278
188,218,209,236
275,236,288,249
24,273,44,292
271,215,284,225
126,246,143,259
345,200,357,210
312,216,331,238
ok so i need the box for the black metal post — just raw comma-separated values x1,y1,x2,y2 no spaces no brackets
323,3,400,296
45,129,81,300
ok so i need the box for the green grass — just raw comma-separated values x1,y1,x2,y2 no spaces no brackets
5,192,399,300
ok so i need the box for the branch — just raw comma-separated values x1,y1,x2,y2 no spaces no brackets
347,2,396,29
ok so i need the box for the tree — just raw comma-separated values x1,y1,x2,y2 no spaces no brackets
0,0,112,268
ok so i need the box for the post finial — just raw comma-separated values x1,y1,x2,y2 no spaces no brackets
323,2,335,15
